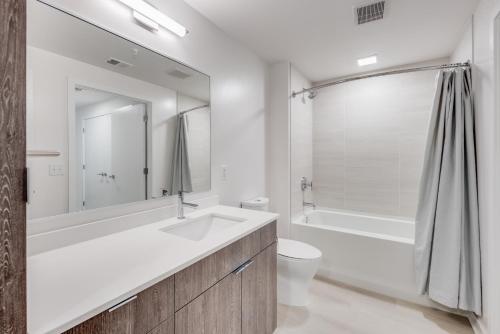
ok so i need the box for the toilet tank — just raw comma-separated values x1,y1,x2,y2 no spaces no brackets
241,197,269,211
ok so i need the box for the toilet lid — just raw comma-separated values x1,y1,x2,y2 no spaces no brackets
278,238,322,260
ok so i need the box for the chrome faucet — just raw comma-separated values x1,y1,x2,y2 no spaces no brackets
303,201,316,209
177,191,199,219
300,176,316,210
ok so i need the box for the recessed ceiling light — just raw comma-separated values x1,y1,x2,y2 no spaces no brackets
118,0,188,37
357,55,378,67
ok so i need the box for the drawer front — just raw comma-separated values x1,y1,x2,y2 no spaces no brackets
175,272,242,334
63,299,135,334
260,221,277,249
63,313,103,334
241,243,277,334
175,229,261,310
63,276,174,334
134,276,175,334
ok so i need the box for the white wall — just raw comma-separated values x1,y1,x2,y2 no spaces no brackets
451,2,500,334
33,0,268,213
267,62,291,237
311,62,443,218
290,67,313,220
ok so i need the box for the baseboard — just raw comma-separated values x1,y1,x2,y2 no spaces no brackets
468,314,486,334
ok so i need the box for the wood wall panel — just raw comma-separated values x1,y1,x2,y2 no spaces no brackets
0,0,26,333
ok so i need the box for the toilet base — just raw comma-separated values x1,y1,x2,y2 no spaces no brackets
277,275,312,307
277,256,320,307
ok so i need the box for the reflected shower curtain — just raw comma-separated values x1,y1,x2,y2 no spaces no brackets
415,68,481,315
170,114,193,194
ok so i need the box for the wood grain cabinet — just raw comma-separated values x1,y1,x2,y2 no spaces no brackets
242,243,277,334
63,221,277,334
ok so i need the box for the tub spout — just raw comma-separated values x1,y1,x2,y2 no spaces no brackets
303,201,316,209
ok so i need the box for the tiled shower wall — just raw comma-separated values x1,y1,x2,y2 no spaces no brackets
312,69,438,218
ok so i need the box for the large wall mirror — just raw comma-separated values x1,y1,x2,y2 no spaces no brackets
27,1,211,220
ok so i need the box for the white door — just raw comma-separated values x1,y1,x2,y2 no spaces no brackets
83,114,112,209
83,104,146,210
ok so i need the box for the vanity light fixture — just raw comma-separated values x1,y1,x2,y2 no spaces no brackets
357,55,377,67
133,11,159,31
118,0,188,37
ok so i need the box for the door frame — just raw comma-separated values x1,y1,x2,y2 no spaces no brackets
0,0,27,332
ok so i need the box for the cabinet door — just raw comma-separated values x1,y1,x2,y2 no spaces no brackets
242,243,277,334
63,296,136,334
175,271,242,334
175,229,260,310
103,299,135,334
133,276,174,334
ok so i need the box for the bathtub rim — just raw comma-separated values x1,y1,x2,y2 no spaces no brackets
293,208,414,245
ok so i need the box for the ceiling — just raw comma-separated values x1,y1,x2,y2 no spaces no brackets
183,0,479,82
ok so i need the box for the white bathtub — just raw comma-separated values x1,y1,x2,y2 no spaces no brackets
292,209,431,306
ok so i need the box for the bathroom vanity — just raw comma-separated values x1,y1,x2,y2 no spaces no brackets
28,206,278,334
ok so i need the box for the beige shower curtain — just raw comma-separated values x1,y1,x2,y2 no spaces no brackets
414,67,481,315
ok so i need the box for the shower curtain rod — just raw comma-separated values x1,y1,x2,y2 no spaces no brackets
291,61,471,98
179,104,210,115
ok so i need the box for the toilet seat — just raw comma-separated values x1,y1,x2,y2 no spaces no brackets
278,238,322,260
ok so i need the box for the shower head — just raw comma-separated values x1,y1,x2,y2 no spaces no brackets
308,90,318,99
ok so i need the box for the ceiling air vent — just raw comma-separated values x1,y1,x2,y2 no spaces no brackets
167,69,191,79
106,57,134,68
356,1,386,25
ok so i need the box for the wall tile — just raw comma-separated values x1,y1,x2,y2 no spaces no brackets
312,69,438,218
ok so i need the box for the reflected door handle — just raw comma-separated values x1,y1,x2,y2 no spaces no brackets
109,174,116,180
97,172,107,177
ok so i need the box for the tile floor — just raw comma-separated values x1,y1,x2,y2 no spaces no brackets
276,278,473,334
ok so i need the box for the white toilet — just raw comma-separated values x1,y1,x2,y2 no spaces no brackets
241,197,322,307
277,238,321,306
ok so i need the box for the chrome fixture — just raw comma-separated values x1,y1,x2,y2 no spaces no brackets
179,104,210,116
177,191,199,219
300,177,313,191
308,90,318,99
303,201,316,209
291,62,471,98
300,177,316,210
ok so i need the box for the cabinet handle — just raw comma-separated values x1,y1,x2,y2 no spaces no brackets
233,259,254,275
108,295,137,312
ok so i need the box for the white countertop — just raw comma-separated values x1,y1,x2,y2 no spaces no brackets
27,205,279,334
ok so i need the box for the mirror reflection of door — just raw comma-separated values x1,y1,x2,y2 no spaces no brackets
76,87,148,210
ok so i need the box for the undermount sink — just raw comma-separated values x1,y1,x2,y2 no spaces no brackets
160,213,247,241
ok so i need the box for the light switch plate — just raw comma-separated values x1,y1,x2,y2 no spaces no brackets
49,164,64,176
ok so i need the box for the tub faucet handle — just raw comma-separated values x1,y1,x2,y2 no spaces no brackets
301,177,313,191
